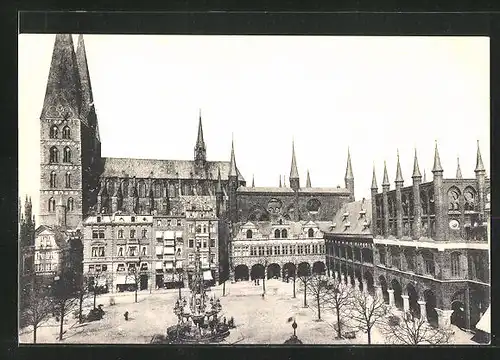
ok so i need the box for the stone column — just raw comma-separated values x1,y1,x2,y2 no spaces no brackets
334,271,339,280
354,278,361,292
347,275,352,287
375,285,383,299
362,280,368,294
341,273,346,284
388,289,395,307
402,295,410,313
435,308,454,329
418,300,427,321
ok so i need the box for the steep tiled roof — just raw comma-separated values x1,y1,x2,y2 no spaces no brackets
101,157,245,182
237,186,350,194
235,220,333,237
299,187,350,194
35,224,69,250
238,187,295,193
328,199,372,236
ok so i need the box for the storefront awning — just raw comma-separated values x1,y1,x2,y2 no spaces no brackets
475,306,490,333
115,275,136,285
164,231,175,240
203,270,213,281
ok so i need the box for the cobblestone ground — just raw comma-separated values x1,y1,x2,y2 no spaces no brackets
18,279,478,344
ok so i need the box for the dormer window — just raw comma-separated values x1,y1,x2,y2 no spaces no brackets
344,222,351,230
359,209,366,217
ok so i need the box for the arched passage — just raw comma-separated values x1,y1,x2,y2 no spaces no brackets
379,275,389,304
312,261,326,275
297,262,311,277
363,270,375,295
234,264,249,281
424,289,438,327
355,268,363,291
251,264,265,280
406,283,420,318
282,262,296,280
267,263,281,279
391,279,403,310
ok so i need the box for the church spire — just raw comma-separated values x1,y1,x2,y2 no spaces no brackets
382,161,390,187
76,35,95,123
475,140,485,173
395,149,404,183
306,170,311,188
456,156,463,179
290,139,299,180
41,34,81,119
412,148,422,178
371,163,378,189
345,147,354,180
228,135,238,178
194,109,207,165
216,167,222,194
432,141,443,173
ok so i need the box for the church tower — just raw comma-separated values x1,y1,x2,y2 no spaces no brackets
194,110,207,168
39,34,101,228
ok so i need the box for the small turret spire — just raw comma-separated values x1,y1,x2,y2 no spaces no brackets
382,161,390,186
216,167,222,193
475,140,485,172
371,163,378,189
423,169,427,183
279,176,282,187
345,147,354,180
194,109,206,165
456,156,463,179
306,170,311,188
412,148,422,178
395,149,404,183
290,139,299,179
432,140,443,173
252,174,255,188
228,135,238,177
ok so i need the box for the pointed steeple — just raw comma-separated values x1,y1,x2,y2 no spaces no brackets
432,141,443,173
41,34,81,119
76,35,94,122
194,109,207,165
382,161,390,187
196,109,205,149
279,176,282,187
252,174,255,188
412,148,422,178
228,136,238,177
216,167,222,194
290,140,299,179
423,169,427,183
456,156,463,179
475,140,485,172
306,170,311,188
371,163,378,190
395,149,404,183
345,147,354,180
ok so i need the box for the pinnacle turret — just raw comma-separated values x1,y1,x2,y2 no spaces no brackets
345,147,354,180
290,140,299,180
382,161,390,187
456,156,463,179
216,167,222,194
475,140,485,173
41,34,81,119
412,148,422,178
194,110,207,165
228,136,238,178
306,170,311,188
395,150,404,183
251,174,255,188
432,141,443,173
371,164,378,190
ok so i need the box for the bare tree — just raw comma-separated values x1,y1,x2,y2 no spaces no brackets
52,272,79,341
324,277,354,339
380,311,452,345
21,276,53,343
306,274,331,320
297,274,312,308
348,289,387,344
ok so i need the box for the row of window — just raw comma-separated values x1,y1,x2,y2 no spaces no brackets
49,125,71,139
329,245,374,263
156,219,183,227
187,238,216,248
187,253,215,264
187,223,216,234
36,252,53,260
116,245,148,257
91,228,149,239
49,146,72,163
49,172,72,188
233,243,325,257
245,228,316,239
47,197,74,211
35,263,54,272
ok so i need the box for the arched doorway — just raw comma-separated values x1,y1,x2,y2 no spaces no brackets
312,261,326,275
424,289,438,327
234,264,249,281
251,264,265,280
267,263,281,279
363,270,375,295
391,279,403,310
282,262,296,281
297,262,311,277
355,269,363,292
379,275,389,304
406,283,420,318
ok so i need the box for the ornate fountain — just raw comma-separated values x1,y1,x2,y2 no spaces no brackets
154,243,230,344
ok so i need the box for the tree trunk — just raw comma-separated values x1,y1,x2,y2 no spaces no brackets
93,290,97,309
223,281,226,296
303,286,307,307
135,287,138,303
79,292,84,323
293,278,296,298
317,293,321,320
178,282,181,299
336,304,342,339
59,302,65,341
263,276,266,294
367,326,372,344
33,323,37,344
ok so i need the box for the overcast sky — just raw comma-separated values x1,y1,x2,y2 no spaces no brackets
19,35,490,218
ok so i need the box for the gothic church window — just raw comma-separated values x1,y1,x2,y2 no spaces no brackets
65,172,71,188
153,182,161,198
448,187,460,211
63,147,71,163
62,126,71,139
48,198,56,212
67,197,74,211
138,181,146,197
421,250,435,276
49,146,59,163
50,171,57,188
50,125,58,139
451,252,460,277
464,188,476,211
